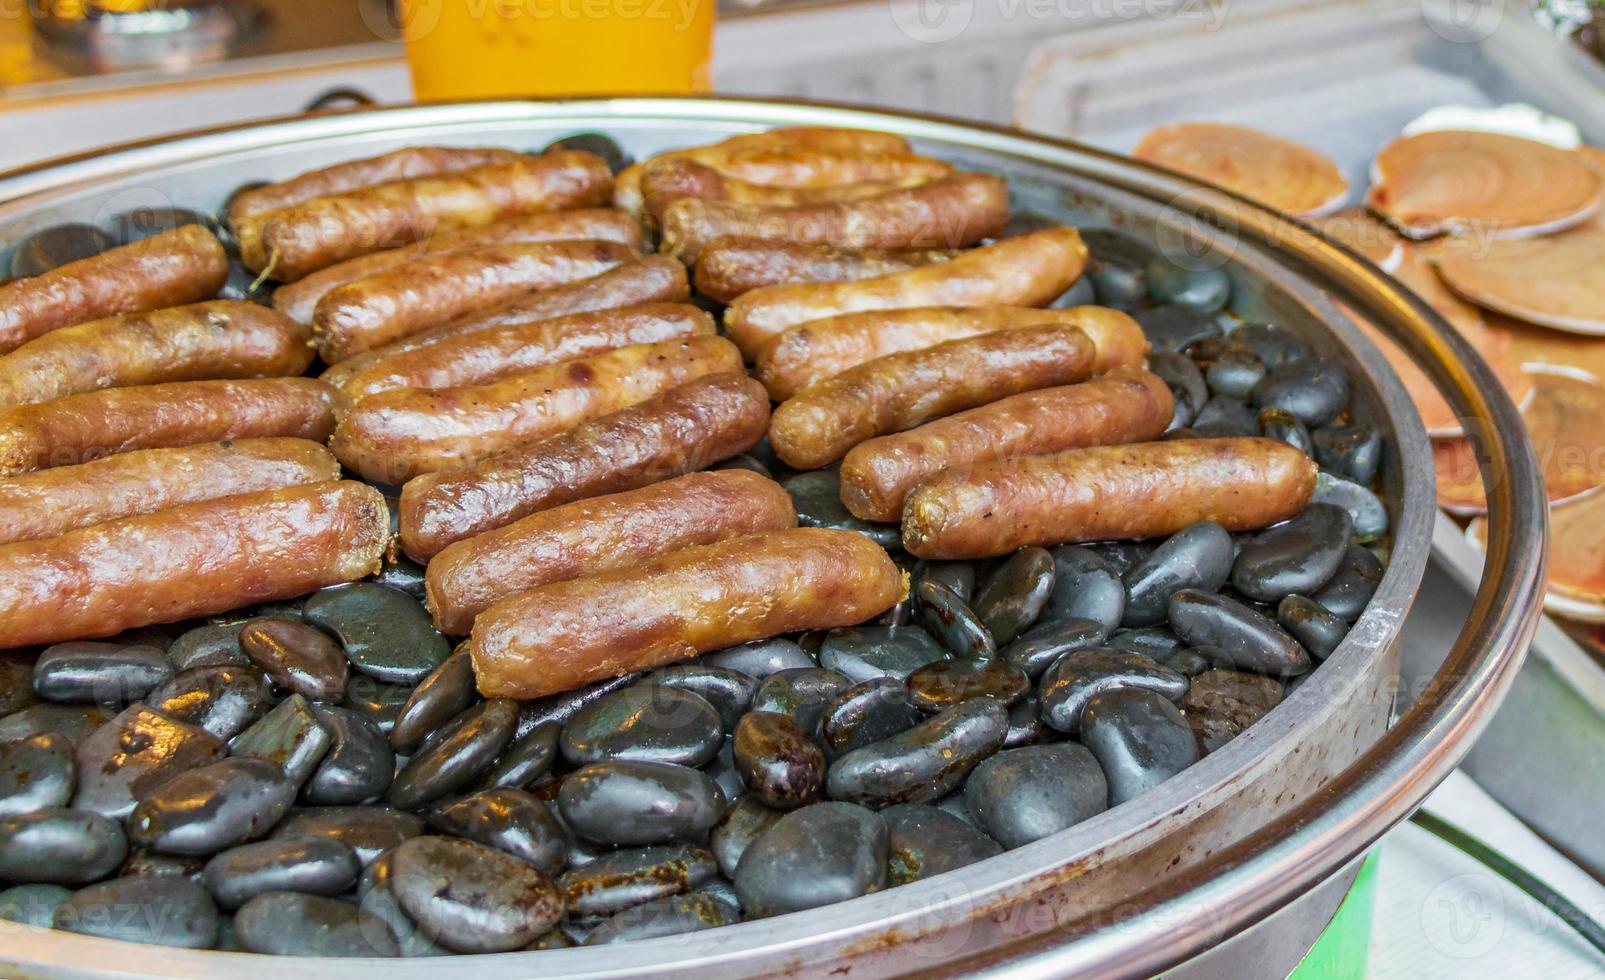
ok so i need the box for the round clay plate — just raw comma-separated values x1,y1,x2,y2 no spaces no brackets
1133,122,1349,217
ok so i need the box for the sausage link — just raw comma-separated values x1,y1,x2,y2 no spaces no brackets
273,209,646,324
427,469,797,636
329,303,714,408
0,480,389,648
693,237,956,304
0,438,338,546
725,226,1087,357
769,325,1097,470
228,146,529,223
658,172,1011,267
471,527,903,699
312,239,637,362
0,377,336,477
902,437,1319,559
757,305,1147,401
840,368,1174,522
0,226,228,354
235,152,614,280
399,371,769,561
640,158,943,220
0,301,313,408
332,334,745,483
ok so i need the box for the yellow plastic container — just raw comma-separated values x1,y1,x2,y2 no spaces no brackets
399,0,713,100
0,5,33,86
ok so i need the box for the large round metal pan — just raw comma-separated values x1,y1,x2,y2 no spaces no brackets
0,97,1547,978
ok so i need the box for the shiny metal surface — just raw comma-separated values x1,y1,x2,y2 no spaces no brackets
0,97,1544,978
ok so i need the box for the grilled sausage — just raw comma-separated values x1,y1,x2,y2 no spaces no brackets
639,158,946,219
332,334,745,483
273,209,646,324
0,480,389,648
0,438,339,546
658,172,1011,267
399,371,769,561
320,257,691,393
227,146,529,223
471,527,903,699
693,237,956,304
839,368,1174,522
312,239,637,362
768,325,1097,470
757,305,1147,401
0,301,313,408
427,469,797,636
328,303,714,408
0,225,228,354
902,437,1319,559
725,226,1088,356
235,152,614,280
0,377,336,477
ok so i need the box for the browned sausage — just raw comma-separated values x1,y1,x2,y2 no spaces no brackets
839,368,1174,522
757,305,1148,401
0,226,228,354
471,527,903,699
658,172,1011,267
0,480,388,649
902,437,1319,559
320,257,691,393
235,152,614,280
0,438,339,546
426,469,798,636
328,303,714,408
228,146,529,223
399,371,769,561
0,377,336,477
640,158,945,220
312,240,638,362
769,325,1097,470
273,209,646,324
693,237,957,304
0,301,313,408
332,334,745,483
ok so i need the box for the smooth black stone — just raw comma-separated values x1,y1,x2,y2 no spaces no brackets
110,207,214,244
0,651,37,715
1048,274,1097,309
646,664,759,731
54,876,218,949
1122,521,1234,627
700,638,816,679
561,683,722,768
750,667,852,734
511,672,643,736
390,836,563,953
733,710,825,810
167,622,251,671
1169,590,1312,677
1081,687,1199,805
712,452,772,478
1162,647,1214,677
355,848,455,957
1038,648,1189,734
914,579,996,659
476,720,560,791
129,757,295,856
818,626,949,683
1314,470,1388,542
733,801,887,917
10,223,113,278
819,678,923,761
375,556,429,602
303,704,395,806
146,665,274,741
585,891,739,945
1105,626,1183,658
235,891,399,957
1229,323,1315,370
1088,541,1156,576
1135,304,1223,353
228,694,331,788
1147,259,1230,313
203,837,361,910
118,848,206,882
906,659,1029,712
1086,251,1147,310
341,675,413,736
1253,359,1349,427
389,699,517,810
240,618,350,703
1206,349,1266,401
1277,595,1350,660
1191,394,1259,437
427,787,567,874
1004,694,1049,748
711,795,785,877
272,806,423,866
303,583,450,685
32,641,172,705
1258,406,1315,455
0,883,72,926
558,760,724,846
827,698,1008,809
1182,669,1287,752
1312,424,1383,485
973,547,1056,645
1001,616,1106,679
915,559,977,604
1312,544,1384,623
783,470,901,549
881,803,1001,884
71,705,227,819
561,843,716,919
1043,545,1125,633
963,742,1108,848
0,807,126,883
0,731,73,817
1231,503,1353,602
389,649,475,754
0,703,112,746
545,131,632,171
1149,350,1208,418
